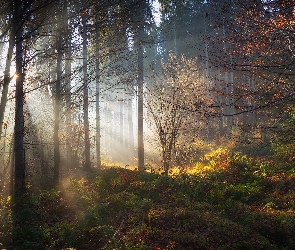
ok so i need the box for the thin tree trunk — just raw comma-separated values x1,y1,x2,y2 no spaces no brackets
204,17,209,80
137,0,144,172
0,20,15,138
64,1,72,165
82,11,91,170
0,131,13,198
9,137,14,197
163,148,168,175
53,25,62,187
204,16,211,137
162,140,173,176
222,22,231,133
95,10,101,168
229,43,234,127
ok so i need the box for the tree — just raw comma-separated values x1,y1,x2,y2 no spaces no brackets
53,2,64,187
0,7,14,139
94,2,101,168
146,54,213,175
116,0,150,169
136,0,145,171
81,8,91,170
64,0,73,167
226,0,295,141
14,0,26,197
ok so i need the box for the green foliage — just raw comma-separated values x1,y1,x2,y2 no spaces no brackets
224,182,262,202
2,153,295,249
272,105,295,161
0,196,12,248
12,225,46,249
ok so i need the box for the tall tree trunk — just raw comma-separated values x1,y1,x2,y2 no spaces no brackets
222,22,231,134
0,20,15,138
82,11,91,170
53,22,62,187
14,0,25,198
9,137,14,197
95,4,101,168
229,43,234,127
204,15,211,137
137,0,144,172
64,1,72,166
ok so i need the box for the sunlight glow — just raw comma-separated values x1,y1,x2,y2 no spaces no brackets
152,0,161,27
11,73,17,80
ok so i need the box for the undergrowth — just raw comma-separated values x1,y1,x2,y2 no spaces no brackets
1,149,295,249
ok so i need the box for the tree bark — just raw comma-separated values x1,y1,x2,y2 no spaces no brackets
0,17,15,138
64,0,72,166
82,11,91,170
53,20,62,187
14,0,25,197
137,0,144,172
222,22,231,133
95,4,101,168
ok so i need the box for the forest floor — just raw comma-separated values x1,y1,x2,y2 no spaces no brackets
1,148,295,249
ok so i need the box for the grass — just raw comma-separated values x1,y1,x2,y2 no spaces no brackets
1,150,295,249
